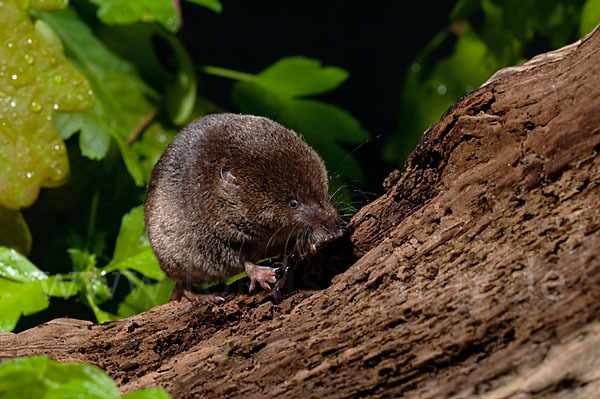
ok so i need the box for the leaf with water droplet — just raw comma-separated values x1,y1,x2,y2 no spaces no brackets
0,0,94,210
0,246,47,282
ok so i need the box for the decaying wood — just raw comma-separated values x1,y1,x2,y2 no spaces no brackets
1,25,600,399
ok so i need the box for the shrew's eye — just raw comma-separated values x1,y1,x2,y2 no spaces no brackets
288,199,298,209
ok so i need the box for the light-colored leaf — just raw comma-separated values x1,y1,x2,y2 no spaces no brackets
89,0,180,33
0,246,47,282
41,275,82,298
0,355,121,399
0,0,94,209
0,278,49,332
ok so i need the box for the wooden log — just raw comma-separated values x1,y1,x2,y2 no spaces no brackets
2,24,599,399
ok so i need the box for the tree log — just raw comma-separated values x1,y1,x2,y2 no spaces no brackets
2,25,600,399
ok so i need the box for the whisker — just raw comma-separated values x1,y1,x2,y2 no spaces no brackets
264,224,286,257
284,222,302,255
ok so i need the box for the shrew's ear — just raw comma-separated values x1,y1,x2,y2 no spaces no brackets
220,167,239,187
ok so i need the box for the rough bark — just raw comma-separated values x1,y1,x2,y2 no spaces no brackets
2,25,600,399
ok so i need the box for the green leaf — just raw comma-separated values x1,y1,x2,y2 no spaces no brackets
581,0,600,36
106,250,165,281
38,7,158,183
0,206,31,255
112,205,146,260
103,206,165,280
89,0,180,33
67,248,96,272
41,275,82,298
255,56,349,97
0,279,49,332
280,99,369,144
386,29,498,164
163,35,197,126
117,279,174,318
132,122,176,183
79,118,111,160
0,0,94,210
95,22,197,127
81,275,118,323
231,81,283,118
0,355,50,398
0,355,121,399
0,246,47,282
185,0,222,13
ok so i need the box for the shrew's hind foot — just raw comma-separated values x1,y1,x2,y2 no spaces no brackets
171,282,225,306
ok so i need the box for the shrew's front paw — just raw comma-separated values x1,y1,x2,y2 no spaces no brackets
244,261,277,292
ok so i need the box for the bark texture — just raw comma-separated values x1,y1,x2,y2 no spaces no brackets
2,25,600,399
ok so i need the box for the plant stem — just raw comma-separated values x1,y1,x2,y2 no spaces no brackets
200,65,255,82
86,188,100,250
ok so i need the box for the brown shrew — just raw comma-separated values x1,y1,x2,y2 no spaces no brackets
144,113,342,304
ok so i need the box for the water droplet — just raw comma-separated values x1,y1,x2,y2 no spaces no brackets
46,115,52,121
437,84,447,95
9,101,16,107
411,63,421,73
88,90,93,95
11,74,17,80
26,171,34,179
24,54,34,65
53,75,62,84
26,38,33,44
72,80,79,86
30,100,42,112
54,144,61,151
167,18,174,25
53,104,59,110
7,42,12,48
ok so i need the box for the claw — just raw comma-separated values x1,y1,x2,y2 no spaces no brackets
171,282,226,306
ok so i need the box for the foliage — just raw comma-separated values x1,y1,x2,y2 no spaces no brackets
385,0,599,165
0,0,368,331
0,355,171,398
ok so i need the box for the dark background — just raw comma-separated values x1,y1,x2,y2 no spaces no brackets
181,0,456,199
